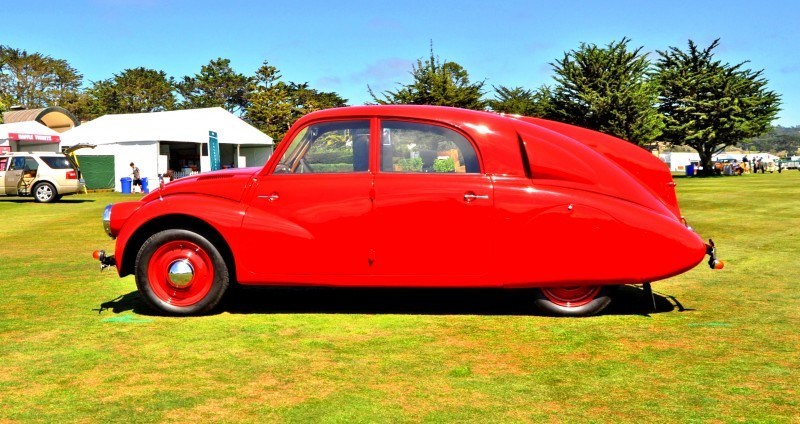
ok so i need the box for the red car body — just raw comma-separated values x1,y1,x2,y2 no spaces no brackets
98,105,717,316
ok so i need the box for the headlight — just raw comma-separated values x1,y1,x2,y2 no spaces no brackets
103,204,114,239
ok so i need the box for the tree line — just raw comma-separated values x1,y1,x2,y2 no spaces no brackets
371,39,781,176
745,125,800,156
0,48,346,142
0,39,783,175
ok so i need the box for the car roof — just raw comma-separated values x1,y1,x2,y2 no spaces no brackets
290,105,526,176
298,105,514,128
0,152,65,156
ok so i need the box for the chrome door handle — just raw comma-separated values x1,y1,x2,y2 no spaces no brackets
258,193,279,202
463,192,489,202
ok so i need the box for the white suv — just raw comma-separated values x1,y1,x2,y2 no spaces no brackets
0,152,86,203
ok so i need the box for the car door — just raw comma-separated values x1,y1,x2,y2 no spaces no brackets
241,120,374,278
0,156,8,195
3,157,25,195
371,120,495,283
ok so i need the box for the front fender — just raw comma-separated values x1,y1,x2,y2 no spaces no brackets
114,194,247,277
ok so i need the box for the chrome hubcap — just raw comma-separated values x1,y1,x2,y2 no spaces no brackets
167,259,194,288
37,186,52,200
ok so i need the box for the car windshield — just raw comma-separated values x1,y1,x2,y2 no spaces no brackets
276,121,370,173
40,156,74,169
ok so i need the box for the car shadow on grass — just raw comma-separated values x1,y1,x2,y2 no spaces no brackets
96,285,691,317
57,198,97,203
0,198,95,204
95,291,149,314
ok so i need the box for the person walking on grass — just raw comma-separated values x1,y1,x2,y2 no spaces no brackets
130,162,142,193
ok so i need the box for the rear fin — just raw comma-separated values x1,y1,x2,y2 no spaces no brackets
518,117,681,218
517,133,532,179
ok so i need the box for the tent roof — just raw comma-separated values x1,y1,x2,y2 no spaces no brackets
2,106,80,133
0,121,62,140
60,107,273,146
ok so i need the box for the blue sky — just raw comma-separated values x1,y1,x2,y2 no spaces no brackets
3,0,799,125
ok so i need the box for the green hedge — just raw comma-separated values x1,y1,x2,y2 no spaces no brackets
312,163,353,173
307,151,353,165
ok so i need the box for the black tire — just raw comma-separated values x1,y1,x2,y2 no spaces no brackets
33,182,57,203
533,286,615,317
134,229,229,316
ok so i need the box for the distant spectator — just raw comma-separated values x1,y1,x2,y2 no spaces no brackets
130,162,142,193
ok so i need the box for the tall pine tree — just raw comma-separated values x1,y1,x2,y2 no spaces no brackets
488,85,553,117
176,58,250,113
369,46,485,110
654,39,781,175
548,38,662,145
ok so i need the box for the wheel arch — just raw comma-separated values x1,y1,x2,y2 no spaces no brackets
33,179,58,193
120,214,237,284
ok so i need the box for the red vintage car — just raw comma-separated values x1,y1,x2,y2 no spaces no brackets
94,105,721,316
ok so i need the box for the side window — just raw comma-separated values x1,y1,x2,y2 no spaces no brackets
0,157,7,171
41,156,74,169
380,121,480,173
22,157,39,172
274,120,370,174
9,157,26,171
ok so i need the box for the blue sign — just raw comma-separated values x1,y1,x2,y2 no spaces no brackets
209,130,220,171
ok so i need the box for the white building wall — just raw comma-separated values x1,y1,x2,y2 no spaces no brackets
1,139,61,153
72,140,272,192
77,141,159,192
240,145,272,168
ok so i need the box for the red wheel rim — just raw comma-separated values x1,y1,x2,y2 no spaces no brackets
541,286,602,308
147,240,214,307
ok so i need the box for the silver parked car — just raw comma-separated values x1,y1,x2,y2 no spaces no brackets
0,151,85,203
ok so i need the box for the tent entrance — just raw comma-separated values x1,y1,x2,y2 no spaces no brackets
201,143,239,169
160,141,200,177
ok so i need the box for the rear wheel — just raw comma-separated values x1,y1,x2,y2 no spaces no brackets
33,182,57,203
135,229,229,315
534,286,613,317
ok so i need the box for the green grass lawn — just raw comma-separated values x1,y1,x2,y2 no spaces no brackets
1,173,798,423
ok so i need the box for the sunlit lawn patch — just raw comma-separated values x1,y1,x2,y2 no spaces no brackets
1,173,798,422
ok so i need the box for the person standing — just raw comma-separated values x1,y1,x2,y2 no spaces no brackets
130,162,142,193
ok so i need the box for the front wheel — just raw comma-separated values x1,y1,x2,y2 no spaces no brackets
135,229,229,315
533,286,614,317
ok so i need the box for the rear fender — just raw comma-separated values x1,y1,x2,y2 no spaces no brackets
493,178,705,287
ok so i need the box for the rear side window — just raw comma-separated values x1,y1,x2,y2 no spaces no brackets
41,156,74,169
380,121,480,173
0,157,7,171
24,157,39,171
9,157,36,171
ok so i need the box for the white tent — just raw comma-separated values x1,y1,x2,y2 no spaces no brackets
713,152,780,163
60,107,273,191
0,121,62,153
659,152,701,172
